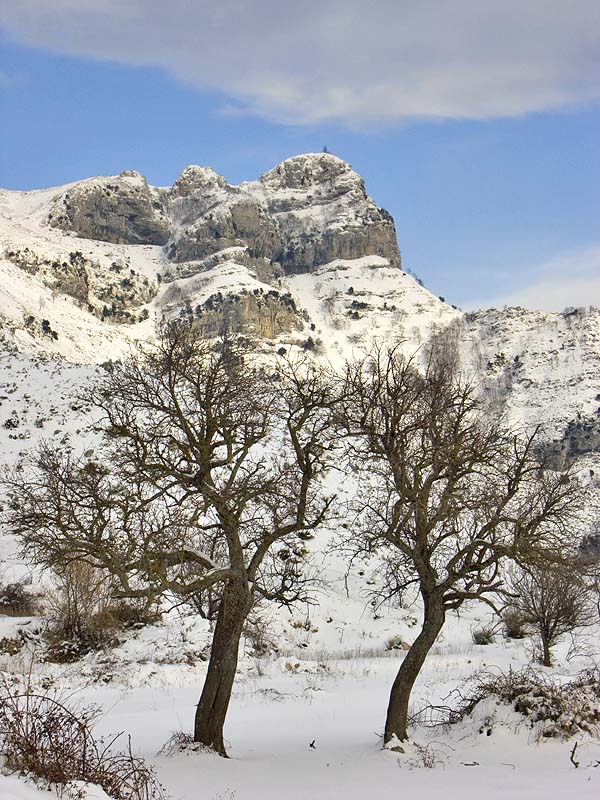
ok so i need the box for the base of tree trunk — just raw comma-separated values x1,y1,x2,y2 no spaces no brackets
384,604,445,743
193,581,252,757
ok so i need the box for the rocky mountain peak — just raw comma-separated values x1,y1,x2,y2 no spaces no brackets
47,173,169,246
259,152,362,194
117,170,147,183
39,154,399,274
170,165,229,198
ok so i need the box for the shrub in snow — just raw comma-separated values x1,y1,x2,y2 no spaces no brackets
0,676,166,799
243,606,276,656
471,623,497,645
448,667,600,739
0,635,24,656
385,634,410,651
43,561,159,663
502,609,527,639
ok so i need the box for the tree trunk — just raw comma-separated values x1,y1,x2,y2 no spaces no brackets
384,594,445,744
194,580,252,756
540,630,552,667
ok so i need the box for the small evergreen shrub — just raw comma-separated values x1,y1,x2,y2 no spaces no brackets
0,581,38,616
502,610,527,639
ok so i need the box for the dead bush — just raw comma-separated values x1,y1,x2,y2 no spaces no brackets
0,676,166,800
44,562,160,662
447,667,600,739
471,623,497,645
43,561,115,661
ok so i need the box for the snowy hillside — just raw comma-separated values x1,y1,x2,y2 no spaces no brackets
1,156,600,800
2,153,600,448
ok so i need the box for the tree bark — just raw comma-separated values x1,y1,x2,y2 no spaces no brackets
540,630,552,667
194,580,252,756
384,594,445,743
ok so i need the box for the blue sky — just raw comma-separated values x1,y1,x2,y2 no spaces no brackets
1,1,599,310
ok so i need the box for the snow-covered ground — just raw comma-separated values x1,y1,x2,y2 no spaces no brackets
1,592,599,800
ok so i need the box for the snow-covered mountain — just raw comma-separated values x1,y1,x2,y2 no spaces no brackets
1,152,599,459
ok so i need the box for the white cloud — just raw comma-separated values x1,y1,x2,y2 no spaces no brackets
474,245,600,312
1,1,599,126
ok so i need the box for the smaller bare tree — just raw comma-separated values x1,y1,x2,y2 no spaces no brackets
506,565,596,666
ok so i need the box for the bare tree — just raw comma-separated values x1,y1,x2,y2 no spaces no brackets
341,346,585,744
3,324,340,756
506,565,596,666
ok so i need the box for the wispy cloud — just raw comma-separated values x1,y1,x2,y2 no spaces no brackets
1,1,599,127
473,245,600,312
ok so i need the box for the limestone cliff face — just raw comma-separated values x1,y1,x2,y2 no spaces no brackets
167,195,283,264
540,416,600,470
47,154,401,276
180,289,305,340
48,171,170,246
257,154,401,273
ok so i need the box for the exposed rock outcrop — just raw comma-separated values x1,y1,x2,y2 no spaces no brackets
257,154,401,273
46,154,401,276
537,415,600,470
3,245,157,325
180,288,305,339
48,171,169,246
274,220,398,274
167,197,283,264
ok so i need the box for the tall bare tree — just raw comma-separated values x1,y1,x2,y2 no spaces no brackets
4,325,340,756
341,346,585,744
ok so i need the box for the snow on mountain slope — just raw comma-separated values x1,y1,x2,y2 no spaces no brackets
0,184,165,362
0,344,101,589
2,154,600,454
463,305,600,441
285,254,458,364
